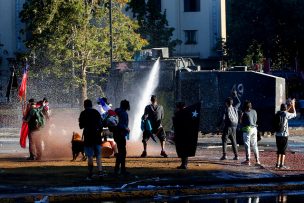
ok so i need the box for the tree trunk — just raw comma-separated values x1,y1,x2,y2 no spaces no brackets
81,63,87,108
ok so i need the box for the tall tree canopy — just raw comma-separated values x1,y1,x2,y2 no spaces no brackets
20,0,148,104
126,0,180,52
227,0,304,70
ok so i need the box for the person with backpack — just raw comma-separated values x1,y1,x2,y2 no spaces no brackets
24,98,45,160
220,91,241,160
140,95,168,158
240,100,260,166
79,99,104,180
274,100,296,169
113,99,130,176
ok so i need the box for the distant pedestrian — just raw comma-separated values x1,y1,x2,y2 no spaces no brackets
274,100,296,169
240,100,260,166
140,95,168,158
220,91,240,160
113,99,130,176
79,99,103,180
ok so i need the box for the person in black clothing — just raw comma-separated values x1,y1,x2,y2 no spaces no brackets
79,99,103,179
113,99,130,176
141,95,168,158
220,91,241,160
173,101,201,169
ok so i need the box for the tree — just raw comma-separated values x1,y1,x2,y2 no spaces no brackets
20,0,148,105
126,0,181,53
227,0,304,70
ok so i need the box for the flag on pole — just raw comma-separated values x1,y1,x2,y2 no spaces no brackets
18,64,29,101
19,64,30,148
99,97,111,112
173,102,201,157
20,121,29,148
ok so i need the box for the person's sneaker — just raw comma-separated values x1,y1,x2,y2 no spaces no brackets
160,151,168,158
279,165,290,169
220,155,227,160
177,165,187,169
233,156,239,160
241,160,251,166
140,151,147,158
275,163,280,168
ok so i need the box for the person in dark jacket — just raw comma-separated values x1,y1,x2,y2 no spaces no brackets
79,99,103,180
113,99,130,176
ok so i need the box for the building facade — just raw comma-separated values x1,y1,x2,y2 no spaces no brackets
162,0,226,60
0,0,25,102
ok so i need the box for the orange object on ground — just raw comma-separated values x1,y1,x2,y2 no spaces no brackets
101,141,114,158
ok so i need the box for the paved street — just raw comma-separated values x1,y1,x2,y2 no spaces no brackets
0,122,304,201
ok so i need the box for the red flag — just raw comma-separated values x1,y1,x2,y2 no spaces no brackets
18,64,29,101
20,121,29,148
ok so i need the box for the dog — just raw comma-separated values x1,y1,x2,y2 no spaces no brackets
71,132,86,161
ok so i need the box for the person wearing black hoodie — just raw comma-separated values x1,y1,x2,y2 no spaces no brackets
113,99,130,176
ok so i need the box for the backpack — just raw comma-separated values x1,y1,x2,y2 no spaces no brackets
33,108,45,129
104,109,118,127
227,107,238,126
141,119,152,132
274,111,286,132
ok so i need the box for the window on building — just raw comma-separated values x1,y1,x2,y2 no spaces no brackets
184,0,200,12
184,30,197,44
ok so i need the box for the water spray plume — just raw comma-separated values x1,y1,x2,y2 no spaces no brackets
130,58,160,141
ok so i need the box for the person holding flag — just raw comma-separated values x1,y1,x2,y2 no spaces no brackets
173,102,201,169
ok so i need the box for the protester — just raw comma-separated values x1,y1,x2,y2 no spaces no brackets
172,102,201,169
140,95,168,158
36,97,50,152
113,99,130,176
23,98,44,160
220,91,240,160
240,100,260,166
274,100,296,169
79,99,103,180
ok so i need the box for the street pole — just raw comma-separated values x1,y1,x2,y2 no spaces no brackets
109,0,113,69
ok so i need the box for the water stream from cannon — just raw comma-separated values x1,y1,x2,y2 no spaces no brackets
130,58,160,141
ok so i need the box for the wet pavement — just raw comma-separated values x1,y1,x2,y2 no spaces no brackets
0,121,304,202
